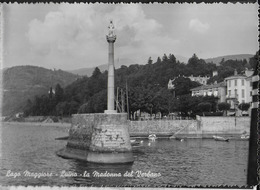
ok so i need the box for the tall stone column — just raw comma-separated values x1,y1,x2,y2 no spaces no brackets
105,21,117,114
57,20,134,164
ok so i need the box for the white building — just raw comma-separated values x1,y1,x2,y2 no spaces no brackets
224,70,253,109
212,70,218,77
168,79,175,89
190,82,227,103
188,75,210,85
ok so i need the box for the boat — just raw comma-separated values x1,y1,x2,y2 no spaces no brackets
148,134,157,141
130,139,143,148
55,136,69,140
241,134,250,140
213,135,229,142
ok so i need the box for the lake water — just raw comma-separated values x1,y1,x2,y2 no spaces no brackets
0,122,249,187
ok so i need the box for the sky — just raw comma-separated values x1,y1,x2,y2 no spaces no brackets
2,3,259,70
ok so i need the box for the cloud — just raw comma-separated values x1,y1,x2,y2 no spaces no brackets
26,4,172,68
189,18,210,34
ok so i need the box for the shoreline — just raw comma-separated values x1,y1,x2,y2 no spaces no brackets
1,121,71,127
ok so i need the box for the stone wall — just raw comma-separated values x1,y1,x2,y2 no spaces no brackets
128,119,197,137
67,114,95,150
89,113,132,152
58,113,134,163
67,113,132,152
128,116,251,138
199,116,250,138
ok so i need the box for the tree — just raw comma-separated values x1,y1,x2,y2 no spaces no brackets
249,51,259,70
198,102,212,116
187,54,199,67
238,103,250,111
55,83,64,102
220,58,225,64
162,54,168,62
49,87,54,99
218,102,231,116
168,54,177,65
78,103,89,114
24,99,33,116
56,101,69,116
92,67,102,78
156,57,162,64
78,90,107,113
147,57,153,64
173,76,201,96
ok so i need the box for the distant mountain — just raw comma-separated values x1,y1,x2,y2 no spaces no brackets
68,58,139,76
204,54,254,65
2,65,78,116
69,56,189,76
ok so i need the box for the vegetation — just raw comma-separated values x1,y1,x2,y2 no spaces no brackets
217,102,231,116
238,103,250,112
2,65,78,116
21,52,257,119
198,102,212,116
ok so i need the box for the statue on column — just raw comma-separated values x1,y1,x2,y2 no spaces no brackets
108,20,115,37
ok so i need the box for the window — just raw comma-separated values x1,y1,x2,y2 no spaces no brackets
242,89,245,98
235,80,237,86
228,90,231,96
242,79,244,86
229,80,231,87
235,89,238,97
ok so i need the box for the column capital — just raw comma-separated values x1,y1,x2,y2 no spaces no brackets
106,35,116,43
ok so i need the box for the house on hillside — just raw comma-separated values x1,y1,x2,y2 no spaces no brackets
224,69,253,109
188,75,210,85
212,70,218,77
190,81,227,103
168,75,210,90
168,79,175,89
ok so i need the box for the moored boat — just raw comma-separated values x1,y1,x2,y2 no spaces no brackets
130,139,144,148
241,134,250,140
148,134,157,141
213,135,229,142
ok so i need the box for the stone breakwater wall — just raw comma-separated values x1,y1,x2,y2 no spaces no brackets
128,116,251,138
59,113,133,163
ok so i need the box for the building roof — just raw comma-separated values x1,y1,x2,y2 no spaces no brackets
224,74,247,80
190,82,226,91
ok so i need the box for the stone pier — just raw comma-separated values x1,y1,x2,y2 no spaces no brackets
57,113,133,163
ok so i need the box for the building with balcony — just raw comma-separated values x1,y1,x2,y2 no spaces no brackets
190,81,227,103
224,69,253,109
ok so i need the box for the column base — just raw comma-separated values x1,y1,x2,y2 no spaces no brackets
104,110,117,114
57,148,134,164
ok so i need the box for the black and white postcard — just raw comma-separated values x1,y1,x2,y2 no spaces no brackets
0,2,258,189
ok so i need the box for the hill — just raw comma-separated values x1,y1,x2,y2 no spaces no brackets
68,55,189,76
68,58,138,76
2,65,78,116
204,54,254,65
